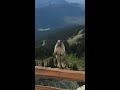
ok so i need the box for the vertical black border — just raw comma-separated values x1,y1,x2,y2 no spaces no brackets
85,0,114,89
85,0,100,89
7,0,35,90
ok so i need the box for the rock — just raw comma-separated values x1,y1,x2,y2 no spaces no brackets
76,85,85,90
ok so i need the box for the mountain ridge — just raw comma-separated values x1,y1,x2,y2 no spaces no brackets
35,5,85,30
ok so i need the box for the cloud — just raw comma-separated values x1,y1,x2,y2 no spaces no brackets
63,16,85,25
65,0,85,5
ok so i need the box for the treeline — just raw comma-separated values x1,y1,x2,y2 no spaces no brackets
35,46,53,59
35,40,85,59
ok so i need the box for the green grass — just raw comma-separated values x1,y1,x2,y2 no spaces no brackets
66,54,85,71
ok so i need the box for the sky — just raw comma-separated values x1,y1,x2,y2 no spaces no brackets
35,0,85,9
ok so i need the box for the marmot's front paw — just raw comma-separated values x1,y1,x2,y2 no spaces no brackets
57,65,61,69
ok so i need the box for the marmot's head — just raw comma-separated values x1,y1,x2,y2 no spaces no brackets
57,40,62,46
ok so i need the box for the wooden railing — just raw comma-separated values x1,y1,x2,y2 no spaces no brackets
35,66,85,90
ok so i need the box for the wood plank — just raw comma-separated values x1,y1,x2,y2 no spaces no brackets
35,66,85,82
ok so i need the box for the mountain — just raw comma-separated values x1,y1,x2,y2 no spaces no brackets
35,0,85,30
35,25,85,47
67,28,85,57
